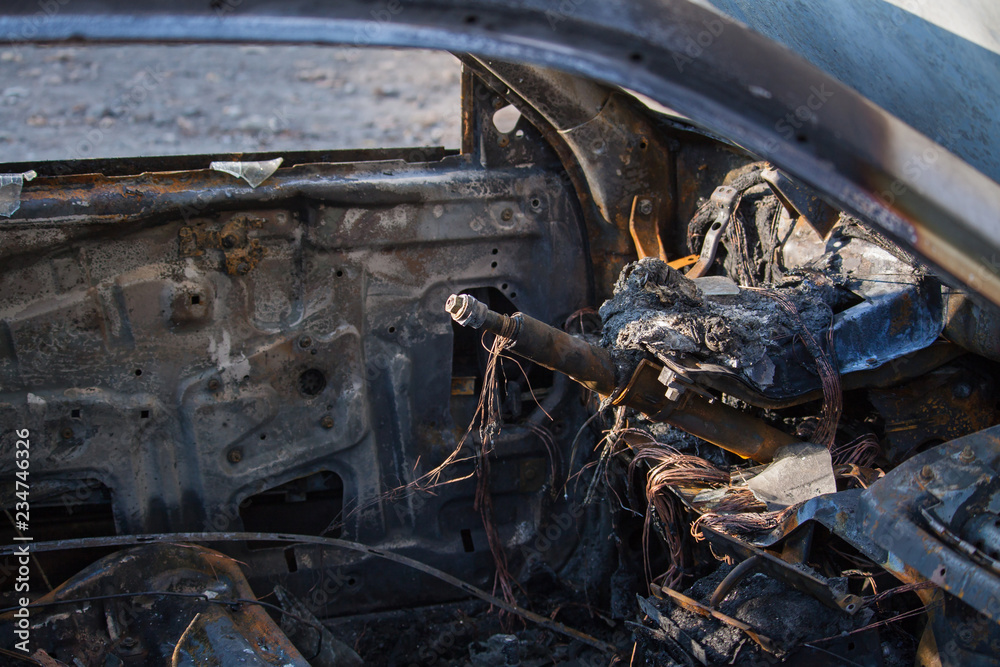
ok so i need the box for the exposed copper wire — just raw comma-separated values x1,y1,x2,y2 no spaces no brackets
804,599,941,647
691,507,793,540
624,433,729,589
864,580,935,607
749,288,841,447
473,332,518,610
831,433,881,468
708,487,767,514
563,307,600,334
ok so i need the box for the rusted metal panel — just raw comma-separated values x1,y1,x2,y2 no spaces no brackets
1,0,998,306
0,543,310,666
0,144,600,617
859,425,1000,623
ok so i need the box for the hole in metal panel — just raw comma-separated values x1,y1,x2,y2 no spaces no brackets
240,471,344,550
461,528,475,552
284,547,298,573
492,105,522,134
298,368,327,396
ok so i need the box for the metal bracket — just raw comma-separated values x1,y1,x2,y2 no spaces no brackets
686,185,738,279
629,194,667,261
611,359,681,420
761,166,840,239
704,527,864,615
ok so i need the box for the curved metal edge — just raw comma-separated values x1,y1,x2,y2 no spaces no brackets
1,1,999,307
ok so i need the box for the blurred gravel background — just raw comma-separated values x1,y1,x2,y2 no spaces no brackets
0,44,462,162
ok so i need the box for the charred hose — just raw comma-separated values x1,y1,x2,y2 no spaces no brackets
446,293,616,394
445,294,798,462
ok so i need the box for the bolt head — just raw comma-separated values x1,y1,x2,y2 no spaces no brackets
920,465,935,481
638,199,653,215
500,208,513,221
960,446,976,463
227,448,243,464
61,427,74,439
321,416,335,429
299,336,312,349
208,378,221,391
221,234,238,249
446,294,467,317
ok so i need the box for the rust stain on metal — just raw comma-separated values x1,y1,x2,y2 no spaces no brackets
451,376,477,395
180,213,266,275
629,194,668,261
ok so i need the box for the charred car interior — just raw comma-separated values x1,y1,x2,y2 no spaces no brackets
1,1,1000,666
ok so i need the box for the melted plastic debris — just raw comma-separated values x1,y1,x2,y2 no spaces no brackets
0,169,37,217
599,258,830,390
692,275,740,296
746,442,836,510
210,157,283,188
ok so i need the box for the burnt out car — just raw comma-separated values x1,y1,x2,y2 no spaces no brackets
1,1,999,665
